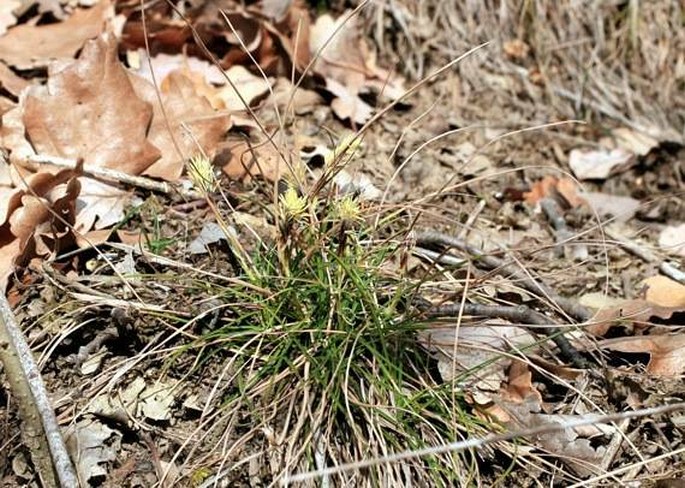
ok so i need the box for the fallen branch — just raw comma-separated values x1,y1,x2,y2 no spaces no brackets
540,197,588,261
603,225,685,285
0,292,78,487
413,230,592,322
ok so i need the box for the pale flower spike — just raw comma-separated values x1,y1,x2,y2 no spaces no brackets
280,187,307,220
188,154,217,193
336,195,362,223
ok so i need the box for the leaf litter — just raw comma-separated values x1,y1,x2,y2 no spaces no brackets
0,0,684,486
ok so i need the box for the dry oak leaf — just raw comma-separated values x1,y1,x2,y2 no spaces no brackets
221,139,288,182
22,34,161,174
0,0,112,69
642,275,685,308
129,70,232,181
130,50,227,87
309,12,405,123
131,51,272,112
0,169,79,288
211,65,271,112
599,335,685,376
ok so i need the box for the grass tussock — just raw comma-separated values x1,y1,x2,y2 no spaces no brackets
177,145,492,486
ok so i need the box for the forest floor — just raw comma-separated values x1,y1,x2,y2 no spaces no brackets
0,1,684,487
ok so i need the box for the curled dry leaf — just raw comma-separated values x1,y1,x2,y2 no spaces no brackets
599,334,685,376
641,275,685,308
0,167,79,288
309,12,405,124
0,0,113,69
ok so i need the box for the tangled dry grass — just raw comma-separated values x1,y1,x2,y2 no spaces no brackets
364,0,684,144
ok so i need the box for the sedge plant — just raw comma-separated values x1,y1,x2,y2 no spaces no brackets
182,142,491,486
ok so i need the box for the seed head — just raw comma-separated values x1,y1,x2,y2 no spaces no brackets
187,154,216,193
280,186,307,220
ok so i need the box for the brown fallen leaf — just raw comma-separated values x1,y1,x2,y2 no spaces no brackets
0,0,113,69
130,50,227,87
309,12,405,124
501,361,542,405
587,299,682,336
599,334,685,376
221,139,289,182
22,34,161,174
130,70,232,181
210,65,271,112
524,175,586,208
641,275,685,308
3,34,164,253
0,168,79,288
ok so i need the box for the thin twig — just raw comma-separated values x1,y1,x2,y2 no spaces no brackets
14,153,203,200
68,326,119,368
0,292,78,487
604,225,685,285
